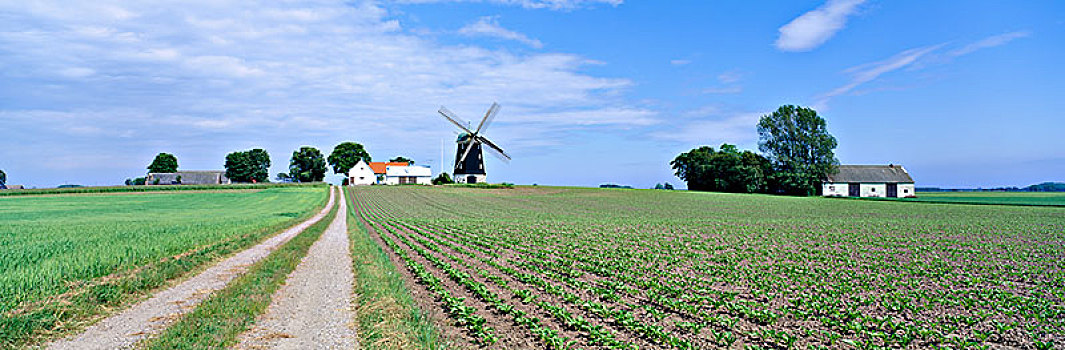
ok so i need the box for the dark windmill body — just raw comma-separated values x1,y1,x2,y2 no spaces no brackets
438,103,511,184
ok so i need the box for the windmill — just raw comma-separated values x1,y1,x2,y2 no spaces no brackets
437,103,511,184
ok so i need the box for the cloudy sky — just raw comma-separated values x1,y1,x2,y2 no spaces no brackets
1,0,1062,188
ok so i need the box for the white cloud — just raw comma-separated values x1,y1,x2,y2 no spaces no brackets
0,0,650,186
703,86,742,94
717,70,741,84
950,31,1031,57
815,30,1032,108
652,111,760,145
58,67,95,78
390,0,622,10
459,16,543,48
819,44,941,102
775,0,865,52
670,59,691,66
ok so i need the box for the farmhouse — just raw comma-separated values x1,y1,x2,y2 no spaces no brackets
347,160,376,185
383,164,432,185
823,165,915,198
348,161,431,185
146,171,231,185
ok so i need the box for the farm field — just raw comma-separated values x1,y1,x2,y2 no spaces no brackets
0,186,328,346
904,192,1065,207
351,185,1065,350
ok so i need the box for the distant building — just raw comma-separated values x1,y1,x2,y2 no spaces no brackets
0,184,23,190
823,165,915,198
383,164,432,185
347,161,431,185
146,171,231,185
347,160,376,186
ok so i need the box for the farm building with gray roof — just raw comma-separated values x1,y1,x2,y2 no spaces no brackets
146,171,231,185
823,165,915,198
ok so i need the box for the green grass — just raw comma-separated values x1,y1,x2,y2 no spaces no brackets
903,191,1065,206
0,182,325,197
0,187,327,347
345,187,441,350
142,190,339,350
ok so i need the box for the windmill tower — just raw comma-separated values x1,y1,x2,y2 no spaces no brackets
437,103,511,184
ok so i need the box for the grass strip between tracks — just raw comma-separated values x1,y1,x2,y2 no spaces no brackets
140,191,340,350
347,187,442,350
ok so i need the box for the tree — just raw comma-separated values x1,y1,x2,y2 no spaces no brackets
757,105,838,196
276,173,291,183
225,149,271,183
290,146,327,182
671,144,771,193
664,182,674,190
432,172,453,185
327,142,371,174
0,169,5,185
390,156,413,165
148,153,178,173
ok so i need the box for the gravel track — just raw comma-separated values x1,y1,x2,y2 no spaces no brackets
45,188,337,350
234,188,358,350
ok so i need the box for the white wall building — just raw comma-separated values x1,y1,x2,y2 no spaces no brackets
347,160,376,186
823,165,916,198
383,165,432,185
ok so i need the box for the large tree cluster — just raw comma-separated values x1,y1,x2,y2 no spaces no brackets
672,144,771,193
673,105,838,196
225,149,271,183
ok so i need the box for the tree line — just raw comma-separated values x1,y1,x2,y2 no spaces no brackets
671,105,839,196
130,142,415,185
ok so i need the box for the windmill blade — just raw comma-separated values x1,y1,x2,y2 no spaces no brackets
474,102,500,134
477,136,511,161
456,139,478,165
438,106,474,134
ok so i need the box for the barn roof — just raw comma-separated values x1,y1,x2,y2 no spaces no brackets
826,165,914,183
385,165,432,177
368,162,410,174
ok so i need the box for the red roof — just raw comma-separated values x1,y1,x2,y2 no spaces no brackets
368,162,410,174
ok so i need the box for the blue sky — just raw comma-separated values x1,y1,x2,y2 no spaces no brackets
1,0,1062,188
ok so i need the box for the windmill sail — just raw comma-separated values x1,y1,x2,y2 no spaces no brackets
438,103,509,184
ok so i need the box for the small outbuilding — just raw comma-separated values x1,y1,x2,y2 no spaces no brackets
347,160,376,186
146,171,231,185
823,165,915,198
383,165,432,185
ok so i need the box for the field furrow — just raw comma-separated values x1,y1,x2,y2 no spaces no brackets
351,185,1064,350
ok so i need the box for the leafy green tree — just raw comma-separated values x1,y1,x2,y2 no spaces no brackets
432,172,453,185
757,105,838,196
327,142,371,174
0,169,5,185
290,146,327,182
148,153,178,173
671,144,771,193
664,182,674,190
225,149,271,183
390,156,413,165
276,173,291,182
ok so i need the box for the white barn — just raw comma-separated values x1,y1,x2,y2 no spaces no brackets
347,160,376,186
823,165,915,198
383,165,432,185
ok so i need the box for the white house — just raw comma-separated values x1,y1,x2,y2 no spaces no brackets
383,165,432,185
823,165,916,198
347,160,376,186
